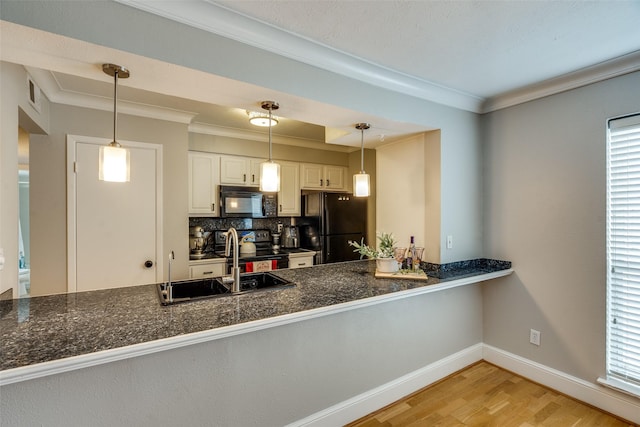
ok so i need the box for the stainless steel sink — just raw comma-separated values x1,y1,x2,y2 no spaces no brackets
157,272,294,305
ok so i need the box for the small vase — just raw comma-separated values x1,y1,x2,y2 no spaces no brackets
376,258,399,273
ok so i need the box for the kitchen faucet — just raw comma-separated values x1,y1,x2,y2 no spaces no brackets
165,250,175,303
222,227,241,293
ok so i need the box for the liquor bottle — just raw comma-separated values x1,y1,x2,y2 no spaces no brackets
406,236,416,270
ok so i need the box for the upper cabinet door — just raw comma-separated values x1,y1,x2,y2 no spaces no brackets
278,161,301,216
324,165,346,190
188,152,220,216
220,155,266,186
248,159,265,186
300,163,325,189
220,155,250,185
300,163,348,191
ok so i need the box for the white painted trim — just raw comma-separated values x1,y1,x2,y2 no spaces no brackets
481,50,640,113
288,344,484,427
115,0,483,113
26,67,196,124
65,135,163,294
483,344,640,424
0,269,512,385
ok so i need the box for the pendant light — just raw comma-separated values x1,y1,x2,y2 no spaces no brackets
353,123,370,197
248,110,279,127
99,63,130,182
259,101,280,192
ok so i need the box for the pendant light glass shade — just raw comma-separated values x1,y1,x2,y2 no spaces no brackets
260,161,280,192
258,101,280,192
353,173,370,197
99,144,130,182
354,123,370,197
248,111,279,127
100,63,130,182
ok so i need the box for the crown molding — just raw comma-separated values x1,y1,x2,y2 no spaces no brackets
115,0,484,113
188,122,355,153
25,66,196,124
117,1,640,116
482,50,640,113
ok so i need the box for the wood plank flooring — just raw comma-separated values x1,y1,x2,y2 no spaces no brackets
346,361,637,427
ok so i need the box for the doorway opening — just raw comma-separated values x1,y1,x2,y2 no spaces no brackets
18,126,30,297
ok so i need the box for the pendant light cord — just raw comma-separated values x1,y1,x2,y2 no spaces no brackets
360,128,365,172
268,106,273,162
112,69,119,147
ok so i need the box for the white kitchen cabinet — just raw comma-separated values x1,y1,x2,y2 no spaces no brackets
188,151,220,216
288,251,315,269
300,163,347,191
278,161,301,216
189,259,226,278
220,155,265,186
324,165,347,190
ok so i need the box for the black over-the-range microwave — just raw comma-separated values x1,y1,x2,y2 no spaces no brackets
219,186,278,218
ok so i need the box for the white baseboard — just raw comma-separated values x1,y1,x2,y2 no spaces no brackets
288,343,640,426
287,343,484,427
482,344,640,425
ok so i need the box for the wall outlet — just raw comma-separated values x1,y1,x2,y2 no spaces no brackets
446,235,453,249
529,329,541,346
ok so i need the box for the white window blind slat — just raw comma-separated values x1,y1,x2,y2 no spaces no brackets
606,112,640,394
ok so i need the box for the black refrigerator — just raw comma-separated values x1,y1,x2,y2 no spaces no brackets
299,191,367,264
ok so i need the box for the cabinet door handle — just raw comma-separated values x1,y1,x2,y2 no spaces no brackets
211,203,215,212
252,174,255,183
203,271,213,275
326,179,330,187
243,173,246,182
299,263,306,266
280,204,282,212
320,179,324,186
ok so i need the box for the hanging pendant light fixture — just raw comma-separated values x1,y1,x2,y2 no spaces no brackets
99,63,130,182
353,123,370,197
259,101,280,192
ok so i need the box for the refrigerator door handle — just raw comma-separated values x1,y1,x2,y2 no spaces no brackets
325,238,329,260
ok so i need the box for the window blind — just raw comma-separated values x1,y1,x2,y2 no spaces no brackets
606,113,640,396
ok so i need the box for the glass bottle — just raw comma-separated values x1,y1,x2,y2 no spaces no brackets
406,236,415,270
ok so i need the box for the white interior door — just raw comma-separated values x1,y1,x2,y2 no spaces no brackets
67,135,162,292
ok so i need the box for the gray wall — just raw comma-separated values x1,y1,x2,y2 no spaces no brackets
482,71,640,382
0,285,483,426
29,103,190,296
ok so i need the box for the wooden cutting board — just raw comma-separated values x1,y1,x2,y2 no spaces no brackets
374,269,429,280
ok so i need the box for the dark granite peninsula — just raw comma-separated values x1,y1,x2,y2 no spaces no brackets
0,259,511,381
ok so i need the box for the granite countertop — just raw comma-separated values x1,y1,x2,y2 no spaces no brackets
0,259,511,372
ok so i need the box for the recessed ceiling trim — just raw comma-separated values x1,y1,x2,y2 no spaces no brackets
189,122,355,153
115,0,484,113
26,67,197,124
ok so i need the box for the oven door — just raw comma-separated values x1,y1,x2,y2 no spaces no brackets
226,256,288,273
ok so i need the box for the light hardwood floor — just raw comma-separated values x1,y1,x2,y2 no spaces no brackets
346,361,637,427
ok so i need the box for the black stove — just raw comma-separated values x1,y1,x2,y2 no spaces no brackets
213,229,288,273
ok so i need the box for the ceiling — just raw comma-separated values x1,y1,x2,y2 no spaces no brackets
211,0,640,100
2,0,640,149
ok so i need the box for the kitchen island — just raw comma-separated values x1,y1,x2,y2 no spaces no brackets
0,259,510,381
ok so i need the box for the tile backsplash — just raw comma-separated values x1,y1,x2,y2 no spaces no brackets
189,217,296,235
